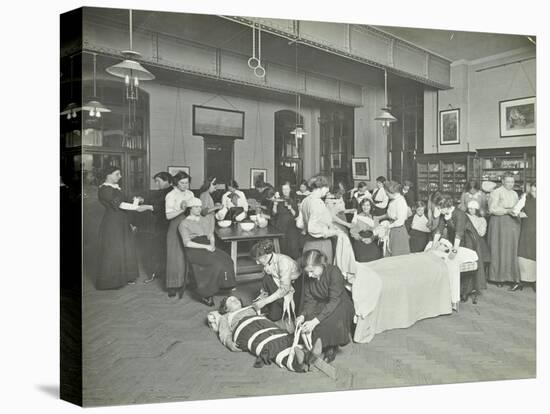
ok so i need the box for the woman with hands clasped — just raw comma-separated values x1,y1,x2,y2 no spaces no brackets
295,249,355,363
179,197,236,307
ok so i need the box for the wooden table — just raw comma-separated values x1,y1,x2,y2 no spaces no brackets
214,224,284,282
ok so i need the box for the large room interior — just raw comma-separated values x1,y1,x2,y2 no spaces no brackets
60,7,536,407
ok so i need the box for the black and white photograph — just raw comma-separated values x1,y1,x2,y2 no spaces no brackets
5,1,540,412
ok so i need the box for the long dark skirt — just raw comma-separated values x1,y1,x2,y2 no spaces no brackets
488,215,520,283
308,294,355,348
352,239,382,262
387,226,410,256
409,229,430,253
459,228,488,295
274,214,301,260
166,214,187,289
303,236,333,263
185,236,236,298
96,209,138,290
261,274,304,321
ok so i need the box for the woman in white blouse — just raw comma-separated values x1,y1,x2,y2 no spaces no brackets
297,175,340,263
379,180,410,256
165,171,195,298
372,176,389,218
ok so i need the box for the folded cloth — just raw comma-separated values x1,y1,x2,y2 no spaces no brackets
424,239,478,303
334,230,357,281
351,263,383,343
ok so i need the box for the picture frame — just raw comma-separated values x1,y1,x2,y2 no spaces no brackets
167,166,190,176
499,96,536,137
439,108,460,145
250,168,267,188
193,105,245,139
351,157,371,181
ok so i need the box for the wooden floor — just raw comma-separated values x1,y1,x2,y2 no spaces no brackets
82,269,536,407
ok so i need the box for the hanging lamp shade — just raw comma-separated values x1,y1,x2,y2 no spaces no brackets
82,100,111,118
60,102,81,119
375,107,397,125
290,125,308,139
105,51,155,81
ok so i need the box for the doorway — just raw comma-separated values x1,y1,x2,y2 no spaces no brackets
274,110,303,187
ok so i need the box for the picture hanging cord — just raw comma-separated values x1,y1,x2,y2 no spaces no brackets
198,93,239,110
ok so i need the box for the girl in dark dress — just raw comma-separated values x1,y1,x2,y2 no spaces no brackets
179,197,236,307
96,166,152,290
296,249,355,363
271,182,301,259
431,194,487,304
350,198,381,262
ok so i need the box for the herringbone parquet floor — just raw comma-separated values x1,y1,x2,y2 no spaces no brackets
81,268,536,407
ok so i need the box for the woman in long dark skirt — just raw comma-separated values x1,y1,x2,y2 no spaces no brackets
431,194,487,304
179,197,236,307
96,166,152,290
271,182,301,259
517,182,536,291
296,249,355,363
350,198,381,262
165,171,195,298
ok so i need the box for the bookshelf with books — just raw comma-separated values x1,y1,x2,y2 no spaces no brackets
416,152,478,203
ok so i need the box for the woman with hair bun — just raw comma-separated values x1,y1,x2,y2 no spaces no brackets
96,165,152,290
296,249,355,363
250,239,303,322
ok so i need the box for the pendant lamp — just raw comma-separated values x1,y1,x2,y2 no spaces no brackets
290,42,306,147
83,52,111,118
105,9,155,102
375,69,397,134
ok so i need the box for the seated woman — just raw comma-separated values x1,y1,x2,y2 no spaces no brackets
409,201,431,253
295,180,311,205
210,296,321,372
250,240,303,324
179,197,237,307
216,180,249,222
296,249,355,363
350,198,381,263
431,194,486,304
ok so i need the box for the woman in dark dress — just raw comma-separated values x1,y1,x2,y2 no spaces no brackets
431,194,487,303
296,249,355,363
179,197,236,307
96,166,152,290
271,181,301,259
518,182,536,291
350,198,381,262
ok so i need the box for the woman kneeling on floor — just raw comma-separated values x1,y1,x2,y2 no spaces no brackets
250,240,304,325
297,249,355,363
208,296,322,372
179,197,236,307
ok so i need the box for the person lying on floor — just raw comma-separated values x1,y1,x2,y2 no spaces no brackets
207,296,321,372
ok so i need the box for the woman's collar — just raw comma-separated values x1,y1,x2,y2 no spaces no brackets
101,182,121,190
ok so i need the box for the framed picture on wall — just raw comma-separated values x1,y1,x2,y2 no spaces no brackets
351,157,371,181
439,108,460,145
193,105,245,139
250,168,267,188
167,166,190,176
499,97,536,137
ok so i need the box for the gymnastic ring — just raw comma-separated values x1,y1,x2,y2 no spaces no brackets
254,65,266,78
248,57,260,69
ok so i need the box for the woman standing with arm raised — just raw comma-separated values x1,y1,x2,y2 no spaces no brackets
165,171,195,298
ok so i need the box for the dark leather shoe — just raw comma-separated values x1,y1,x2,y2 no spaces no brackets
167,289,176,298
323,346,337,363
508,283,523,292
200,297,215,307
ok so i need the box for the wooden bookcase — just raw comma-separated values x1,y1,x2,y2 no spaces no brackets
476,147,536,192
416,152,479,203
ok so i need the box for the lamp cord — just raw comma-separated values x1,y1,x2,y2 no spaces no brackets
129,9,133,50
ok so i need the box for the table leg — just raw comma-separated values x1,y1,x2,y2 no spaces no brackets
272,238,281,254
231,241,238,275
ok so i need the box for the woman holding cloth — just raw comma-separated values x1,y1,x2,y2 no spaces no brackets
250,240,303,324
165,171,194,298
179,197,236,306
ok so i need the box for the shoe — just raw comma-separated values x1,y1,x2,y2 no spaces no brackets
508,283,523,292
178,286,184,299
496,283,503,288
472,292,479,305
168,289,176,298
127,280,137,285
200,297,215,307
144,273,156,284
323,346,337,363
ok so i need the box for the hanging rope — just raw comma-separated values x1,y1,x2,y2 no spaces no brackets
519,62,536,95
502,62,521,99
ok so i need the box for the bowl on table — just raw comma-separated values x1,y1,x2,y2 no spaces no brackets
256,216,268,228
217,220,232,228
239,221,255,232
249,214,258,222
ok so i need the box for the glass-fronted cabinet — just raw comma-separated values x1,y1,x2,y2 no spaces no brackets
416,152,478,203
477,147,536,192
